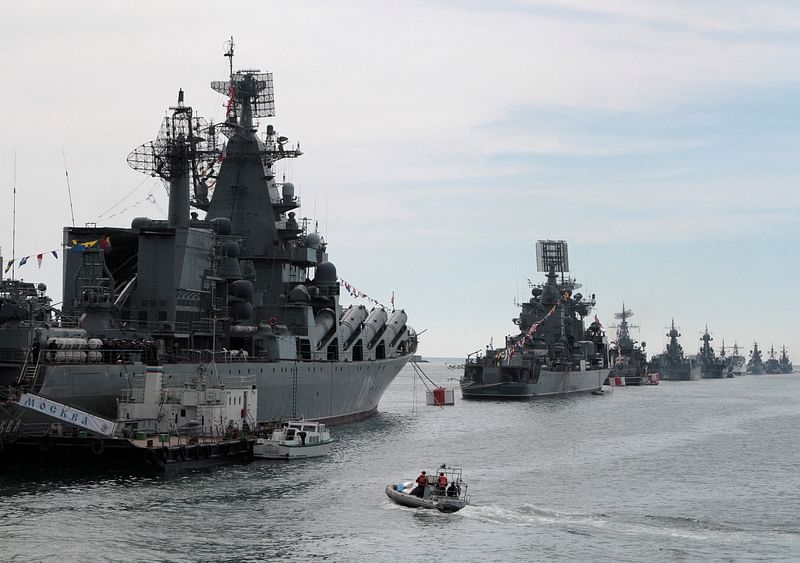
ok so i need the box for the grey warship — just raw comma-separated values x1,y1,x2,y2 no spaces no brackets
698,326,727,379
607,304,648,386
778,346,793,374
747,343,766,375
0,40,416,434
460,240,609,399
650,320,701,381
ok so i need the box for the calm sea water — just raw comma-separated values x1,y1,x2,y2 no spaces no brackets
2,360,799,562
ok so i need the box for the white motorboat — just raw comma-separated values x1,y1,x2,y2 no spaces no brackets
253,420,334,460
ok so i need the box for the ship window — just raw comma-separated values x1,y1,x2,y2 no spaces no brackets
158,311,167,322
180,409,186,417
139,311,148,323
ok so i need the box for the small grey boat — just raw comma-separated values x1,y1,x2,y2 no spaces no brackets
385,465,469,513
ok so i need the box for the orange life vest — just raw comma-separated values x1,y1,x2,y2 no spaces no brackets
438,475,448,488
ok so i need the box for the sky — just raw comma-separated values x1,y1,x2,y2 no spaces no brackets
1,1,799,359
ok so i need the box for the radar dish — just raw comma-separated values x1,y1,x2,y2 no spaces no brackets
614,306,634,320
536,240,569,273
211,71,275,118
127,100,208,180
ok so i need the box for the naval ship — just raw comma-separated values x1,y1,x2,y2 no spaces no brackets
650,320,701,381
607,304,648,385
778,346,793,374
460,240,609,399
698,326,726,379
724,342,747,376
748,343,766,375
764,345,783,374
0,41,416,436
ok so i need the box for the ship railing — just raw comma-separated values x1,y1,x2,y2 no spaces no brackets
40,347,150,365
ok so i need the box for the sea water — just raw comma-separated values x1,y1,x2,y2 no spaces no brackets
1,361,799,561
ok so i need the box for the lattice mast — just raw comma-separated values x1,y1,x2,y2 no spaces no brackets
127,90,208,228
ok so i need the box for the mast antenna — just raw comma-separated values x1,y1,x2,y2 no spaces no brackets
11,151,16,281
62,145,76,226
224,37,235,77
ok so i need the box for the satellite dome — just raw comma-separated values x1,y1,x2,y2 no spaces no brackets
211,217,232,235
315,262,337,283
229,280,254,301
288,285,311,303
131,217,153,230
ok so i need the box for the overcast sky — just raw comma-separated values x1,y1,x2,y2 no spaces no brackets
2,1,799,359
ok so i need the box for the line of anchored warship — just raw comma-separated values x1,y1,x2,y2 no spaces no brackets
0,42,793,474
459,240,794,399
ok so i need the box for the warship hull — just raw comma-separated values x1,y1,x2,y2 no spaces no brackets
0,356,409,429
460,367,607,399
658,366,701,381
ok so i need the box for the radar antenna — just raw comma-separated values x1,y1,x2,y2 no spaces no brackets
127,90,207,181
536,240,569,273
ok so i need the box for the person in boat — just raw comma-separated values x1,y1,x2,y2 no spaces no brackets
446,481,459,497
414,471,427,497
437,472,448,495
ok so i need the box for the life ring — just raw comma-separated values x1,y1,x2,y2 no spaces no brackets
90,439,106,456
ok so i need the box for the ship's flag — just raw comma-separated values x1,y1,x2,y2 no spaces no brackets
4,259,12,273
70,239,98,252
36,253,43,268
18,256,28,267
218,142,227,162
390,291,395,310
51,250,58,259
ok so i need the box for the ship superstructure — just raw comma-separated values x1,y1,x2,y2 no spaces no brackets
460,240,609,398
0,40,415,436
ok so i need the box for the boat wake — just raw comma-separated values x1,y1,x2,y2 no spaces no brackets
458,503,609,528
458,504,800,544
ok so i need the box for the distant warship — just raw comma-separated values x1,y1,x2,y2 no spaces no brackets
651,320,701,381
0,40,416,438
724,342,747,376
698,327,726,379
779,346,793,374
747,343,766,375
460,240,609,398
764,345,782,374
607,305,648,385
